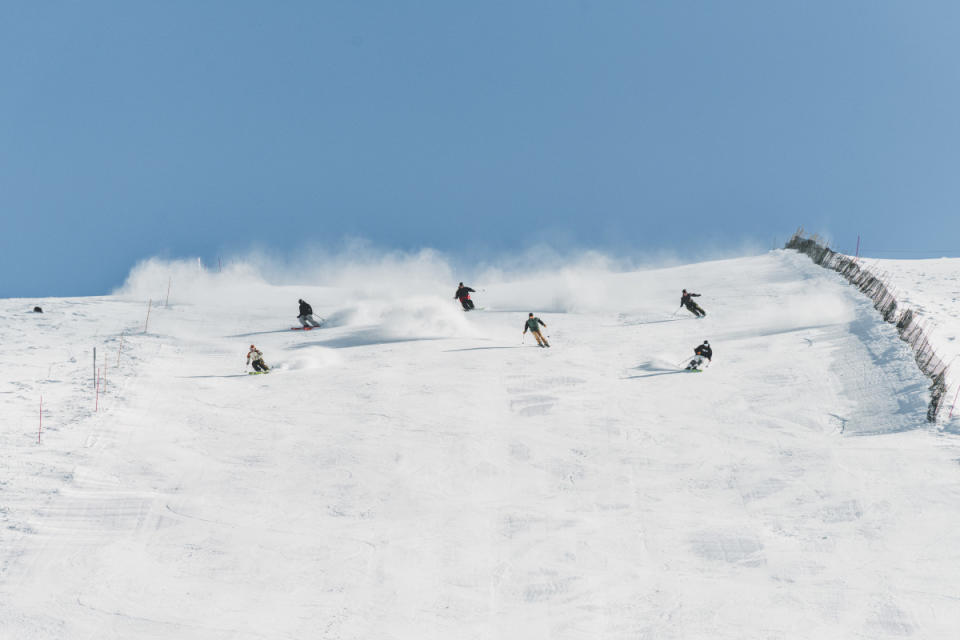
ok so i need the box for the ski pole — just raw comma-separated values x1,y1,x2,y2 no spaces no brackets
672,305,682,316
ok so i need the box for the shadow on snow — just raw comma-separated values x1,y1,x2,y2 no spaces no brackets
443,346,522,352
287,329,447,350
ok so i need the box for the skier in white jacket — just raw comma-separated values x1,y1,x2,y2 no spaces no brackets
246,345,270,373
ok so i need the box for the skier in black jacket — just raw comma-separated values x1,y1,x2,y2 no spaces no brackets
686,340,712,370
297,299,322,328
680,290,706,317
695,340,712,361
454,283,476,310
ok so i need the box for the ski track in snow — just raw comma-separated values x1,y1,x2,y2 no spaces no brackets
1,251,960,638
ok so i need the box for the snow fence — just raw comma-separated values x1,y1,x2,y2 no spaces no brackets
785,230,949,423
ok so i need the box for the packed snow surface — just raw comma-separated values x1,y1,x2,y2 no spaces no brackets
857,256,960,414
2,250,960,639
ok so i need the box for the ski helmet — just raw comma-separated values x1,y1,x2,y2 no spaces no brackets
529,312,534,317
703,340,709,345
682,289,687,293
250,344,256,349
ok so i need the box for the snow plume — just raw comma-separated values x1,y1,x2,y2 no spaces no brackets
112,243,771,326
321,296,481,342
468,249,629,313
737,288,858,337
114,256,273,307
300,243,456,298
273,347,342,372
113,246,453,307
112,247,472,339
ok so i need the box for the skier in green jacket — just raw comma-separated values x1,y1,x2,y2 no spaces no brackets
523,313,550,348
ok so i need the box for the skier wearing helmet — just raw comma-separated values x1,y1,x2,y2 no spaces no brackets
686,340,712,371
246,345,270,373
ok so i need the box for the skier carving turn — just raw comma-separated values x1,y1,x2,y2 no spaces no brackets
680,289,707,317
454,282,476,310
523,313,550,348
246,345,270,374
297,299,322,328
686,340,712,371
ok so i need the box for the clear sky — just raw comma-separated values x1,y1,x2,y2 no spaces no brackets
3,1,960,297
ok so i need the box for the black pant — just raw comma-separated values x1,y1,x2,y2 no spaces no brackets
685,302,705,317
252,359,269,372
459,298,474,310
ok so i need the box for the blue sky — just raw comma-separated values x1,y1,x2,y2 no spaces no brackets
3,1,960,297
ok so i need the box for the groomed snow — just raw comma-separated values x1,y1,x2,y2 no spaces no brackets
856,256,960,422
2,250,960,639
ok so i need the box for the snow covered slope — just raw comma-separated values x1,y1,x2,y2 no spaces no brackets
857,256,960,421
2,250,960,639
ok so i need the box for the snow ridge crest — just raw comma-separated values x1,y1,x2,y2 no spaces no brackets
786,230,949,423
